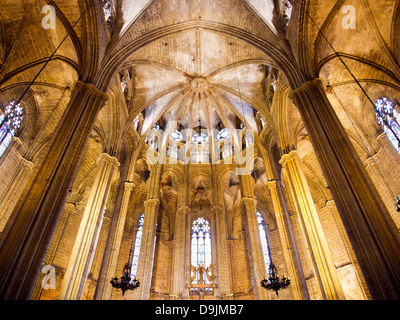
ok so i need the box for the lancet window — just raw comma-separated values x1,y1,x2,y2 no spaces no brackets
256,211,272,273
131,213,145,278
191,217,212,284
375,97,400,154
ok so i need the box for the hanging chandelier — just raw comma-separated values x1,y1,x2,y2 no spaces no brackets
110,238,140,295
260,264,291,296
110,261,140,295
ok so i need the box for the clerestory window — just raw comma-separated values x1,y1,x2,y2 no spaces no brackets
375,97,400,154
256,211,272,273
131,213,144,278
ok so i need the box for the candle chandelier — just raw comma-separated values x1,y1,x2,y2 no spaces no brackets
110,260,140,296
110,241,140,295
260,264,291,296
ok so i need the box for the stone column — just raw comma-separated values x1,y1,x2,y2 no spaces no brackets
266,180,309,300
239,174,268,299
212,205,232,298
0,81,108,300
289,78,400,299
322,199,370,299
58,153,119,300
134,198,160,300
94,181,136,300
0,154,34,233
171,205,190,298
280,150,345,300
240,196,268,300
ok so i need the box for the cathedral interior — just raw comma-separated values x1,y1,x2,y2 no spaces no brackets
0,0,400,301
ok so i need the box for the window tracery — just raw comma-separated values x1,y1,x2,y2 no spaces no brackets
191,217,212,285
0,100,23,158
375,97,400,154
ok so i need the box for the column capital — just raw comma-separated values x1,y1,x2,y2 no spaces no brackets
16,156,35,170
11,136,22,148
177,206,190,216
279,150,299,166
240,197,256,207
266,180,278,190
72,81,109,102
365,152,382,167
288,78,324,100
122,181,135,191
211,205,224,215
97,153,120,168
144,198,160,208
377,131,388,142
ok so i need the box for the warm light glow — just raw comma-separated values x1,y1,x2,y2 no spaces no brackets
131,213,144,278
191,217,212,284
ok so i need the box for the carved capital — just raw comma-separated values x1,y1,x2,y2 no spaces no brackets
123,181,135,189
266,180,278,190
97,153,120,168
211,206,224,215
240,197,256,208
177,206,190,216
288,78,324,100
279,150,299,167
144,198,160,209
72,81,109,102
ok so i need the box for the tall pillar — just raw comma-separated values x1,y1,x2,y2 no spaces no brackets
171,205,190,299
0,155,34,233
289,78,400,299
94,181,136,300
239,175,268,300
132,165,162,299
59,153,119,300
0,81,108,300
212,205,232,298
266,180,309,300
280,150,345,300
134,198,160,300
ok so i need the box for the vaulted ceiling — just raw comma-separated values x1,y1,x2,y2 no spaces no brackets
104,0,286,155
1,0,399,160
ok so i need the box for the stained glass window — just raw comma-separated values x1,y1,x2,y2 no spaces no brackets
256,211,272,273
133,115,140,130
217,128,229,141
192,132,209,144
0,100,23,158
171,129,183,142
102,0,114,31
191,217,212,284
375,97,400,154
282,0,293,27
131,213,144,278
